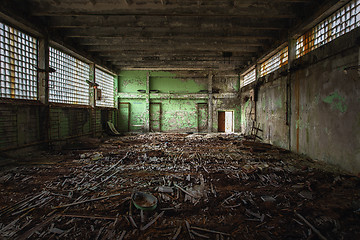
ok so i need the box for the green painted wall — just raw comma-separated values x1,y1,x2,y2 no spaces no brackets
118,71,147,93
152,99,207,132
118,99,147,132
117,70,242,133
117,70,210,132
150,76,206,93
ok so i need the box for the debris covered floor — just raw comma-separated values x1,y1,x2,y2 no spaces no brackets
0,133,359,239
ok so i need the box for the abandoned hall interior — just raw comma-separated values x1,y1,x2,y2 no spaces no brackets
0,0,360,239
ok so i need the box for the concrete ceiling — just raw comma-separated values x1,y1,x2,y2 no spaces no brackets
1,0,334,73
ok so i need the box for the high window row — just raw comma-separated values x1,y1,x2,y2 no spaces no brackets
242,0,360,87
0,22,115,108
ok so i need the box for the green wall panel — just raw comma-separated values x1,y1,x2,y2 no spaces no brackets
158,99,202,132
118,99,146,132
118,71,147,93
116,70,240,133
150,76,207,93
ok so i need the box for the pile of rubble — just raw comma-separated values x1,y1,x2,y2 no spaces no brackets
0,133,359,239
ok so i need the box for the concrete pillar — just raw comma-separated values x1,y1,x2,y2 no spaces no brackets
38,37,50,144
144,71,150,132
287,38,297,150
239,74,244,133
89,63,96,136
207,73,213,133
358,44,360,78
38,38,49,105
89,63,96,108
253,64,261,122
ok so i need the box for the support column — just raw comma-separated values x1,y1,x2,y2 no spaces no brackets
38,38,49,105
249,64,261,123
89,63,96,136
38,37,49,143
287,38,297,150
207,73,213,133
358,42,360,77
144,71,150,132
89,63,96,108
239,74,244,133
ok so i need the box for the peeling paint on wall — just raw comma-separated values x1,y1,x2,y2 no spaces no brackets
241,100,250,126
117,70,241,133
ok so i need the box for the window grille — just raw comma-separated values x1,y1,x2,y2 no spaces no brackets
296,0,360,58
243,68,256,87
95,68,114,108
260,46,288,77
49,47,89,105
0,22,37,100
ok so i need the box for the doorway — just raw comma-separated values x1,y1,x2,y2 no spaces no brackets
218,111,234,133
197,103,208,132
117,102,130,132
150,103,161,132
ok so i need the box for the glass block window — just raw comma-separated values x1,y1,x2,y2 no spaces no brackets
296,0,360,58
242,68,256,87
0,22,38,100
49,47,89,105
260,46,288,77
95,68,114,108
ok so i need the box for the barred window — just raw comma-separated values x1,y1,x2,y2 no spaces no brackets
95,68,114,108
260,46,288,77
0,22,37,100
296,0,360,58
242,68,256,87
49,47,89,105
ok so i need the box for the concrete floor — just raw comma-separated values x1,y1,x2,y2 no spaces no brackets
0,133,359,239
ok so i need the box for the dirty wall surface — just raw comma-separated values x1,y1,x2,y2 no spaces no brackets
240,29,360,175
0,104,41,150
291,47,360,175
117,70,241,133
0,133,359,239
256,77,289,150
0,102,115,152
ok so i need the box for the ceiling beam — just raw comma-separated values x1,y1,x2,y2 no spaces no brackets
84,44,261,53
113,61,242,69
47,15,290,30
70,35,273,41
76,37,268,46
28,1,299,18
98,51,255,59
101,56,249,62
62,27,282,39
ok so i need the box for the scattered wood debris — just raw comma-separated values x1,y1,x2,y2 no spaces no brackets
0,133,359,239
